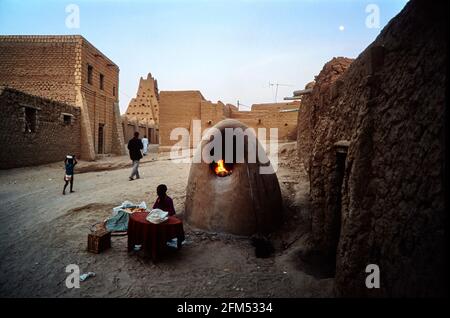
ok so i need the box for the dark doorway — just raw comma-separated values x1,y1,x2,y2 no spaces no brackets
297,145,348,279
25,107,37,133
98,124,105,154
333,151,346,236
329,147,348,273
148,128,154,144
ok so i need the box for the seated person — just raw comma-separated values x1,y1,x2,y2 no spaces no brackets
152,184,175,216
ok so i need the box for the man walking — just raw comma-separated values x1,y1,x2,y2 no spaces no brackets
128,131,143,181
142,135,149,156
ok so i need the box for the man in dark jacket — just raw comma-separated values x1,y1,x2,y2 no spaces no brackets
128,132,143,181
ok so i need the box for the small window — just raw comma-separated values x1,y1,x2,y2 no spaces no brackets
63,114,72,125
113,86,116,96
87,64,93,85
25,107,37,133
100,73,104,90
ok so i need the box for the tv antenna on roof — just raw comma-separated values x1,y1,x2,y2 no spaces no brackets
237,100,251,111
269,82,294,103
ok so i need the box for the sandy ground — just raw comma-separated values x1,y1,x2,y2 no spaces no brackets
0,142,334,297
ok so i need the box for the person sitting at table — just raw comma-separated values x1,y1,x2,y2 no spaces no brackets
152,184,176,216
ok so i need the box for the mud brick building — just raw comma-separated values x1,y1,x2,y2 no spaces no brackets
123,73,160,144
154,90,299,151
296,0,446,297
121,115,157,145
0,87,81,168
0,35,125,162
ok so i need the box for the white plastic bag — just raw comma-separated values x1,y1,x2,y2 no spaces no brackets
146,208,168,224
121,200,135,208
138,201,147,210
112,200,148,216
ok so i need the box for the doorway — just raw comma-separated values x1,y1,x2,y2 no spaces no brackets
98,124,105,154
148,128,154,144
329,143,349,273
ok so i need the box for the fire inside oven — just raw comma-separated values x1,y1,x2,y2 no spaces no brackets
211,160,233,177
209,135,238,177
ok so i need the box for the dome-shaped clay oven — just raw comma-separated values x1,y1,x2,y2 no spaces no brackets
185,119,282,236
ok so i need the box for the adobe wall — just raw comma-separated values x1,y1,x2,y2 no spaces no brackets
158,89,299,150
0,35,124,160
121,115,158,145
230,102,299,142
296,57,354,257
125,73,160,126
297,0,447,296
0,35,79,105
0,87,81,169
159,90,203,149
80,38,121,156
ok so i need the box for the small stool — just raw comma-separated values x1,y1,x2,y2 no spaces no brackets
87,229,111,254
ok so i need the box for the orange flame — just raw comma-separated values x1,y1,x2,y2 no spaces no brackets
214,160,232,177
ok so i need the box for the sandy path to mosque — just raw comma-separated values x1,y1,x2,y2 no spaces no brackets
0,143,333,297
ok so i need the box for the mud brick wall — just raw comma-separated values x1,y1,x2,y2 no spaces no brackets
125,73,160,126
159,91,203,148
0,35,123,159
121,115,158,146
158,89,299,150
0,87,81,169
0,36,79,105
296,57,354,256
231,102,300,142
297,60,353,176
80,38,120,155
200,100,228,137
297,0,447,297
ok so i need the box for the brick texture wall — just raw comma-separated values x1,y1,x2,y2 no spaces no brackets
125,73,160,126
297,0,446,296
0,87,81,169
159,91,203,148
80,38,121,156
230,102,299,142
0,35,124,160
158,90,299,149
0,36,78,105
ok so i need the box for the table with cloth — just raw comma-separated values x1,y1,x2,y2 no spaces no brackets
127,212,185,260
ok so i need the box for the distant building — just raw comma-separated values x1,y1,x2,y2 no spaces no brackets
158,90,299,151
122,76,300,152
0,35,125,162
123,73,160,144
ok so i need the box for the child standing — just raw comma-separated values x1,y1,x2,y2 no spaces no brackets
63,155,78,195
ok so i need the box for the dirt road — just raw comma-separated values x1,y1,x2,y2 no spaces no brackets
0,143,334,297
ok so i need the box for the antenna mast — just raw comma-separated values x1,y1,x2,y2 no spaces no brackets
269,82,294,103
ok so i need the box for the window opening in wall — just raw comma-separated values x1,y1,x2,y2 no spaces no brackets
87,64,93,85
100,73,104,90
63,114,72,125
113,86,116,96
25,107,37,133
